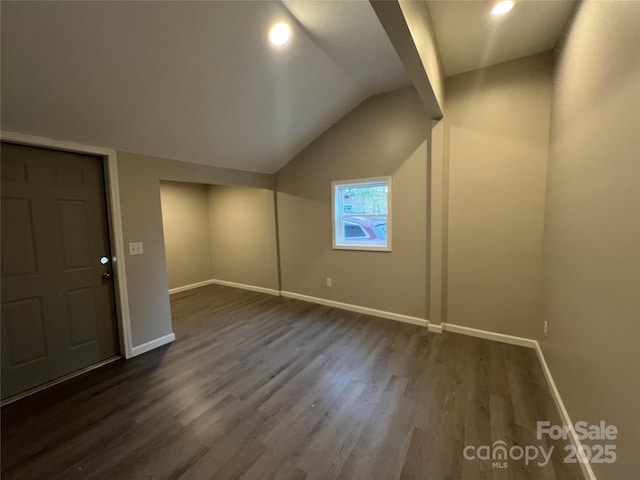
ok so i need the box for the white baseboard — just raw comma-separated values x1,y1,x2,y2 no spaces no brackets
169,279,217,295
131,333,176,357
534,342,596,480
280,291,428,328
441,322,537,349
428,323,443,333
208,279,280,296
169,278,280,296
439,320,593,480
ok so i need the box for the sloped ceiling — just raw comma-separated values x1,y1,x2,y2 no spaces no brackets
1,1,409,174
282,0,410,96
427,0,577,76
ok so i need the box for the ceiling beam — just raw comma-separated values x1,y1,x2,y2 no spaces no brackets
371,0,444,119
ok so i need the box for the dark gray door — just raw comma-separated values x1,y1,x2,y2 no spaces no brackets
1,142,119,400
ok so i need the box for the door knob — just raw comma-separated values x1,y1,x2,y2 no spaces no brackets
103,272,112,280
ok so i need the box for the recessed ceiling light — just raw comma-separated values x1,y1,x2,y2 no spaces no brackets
269,22,291,46
492,0,515,16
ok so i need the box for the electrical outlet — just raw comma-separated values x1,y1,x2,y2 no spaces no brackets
326,278,332,287
129,242,144,255
543,321,548,338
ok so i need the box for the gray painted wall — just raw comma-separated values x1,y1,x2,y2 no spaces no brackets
542,1,640,477
159,181,212,290
276,87,430,319
116,151,272,347
443,52,553,338
159,181,279,292
208,185,279,291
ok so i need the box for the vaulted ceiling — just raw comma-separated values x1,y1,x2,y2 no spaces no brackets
427,0,577,76
2,1,580,174
1,1,408,174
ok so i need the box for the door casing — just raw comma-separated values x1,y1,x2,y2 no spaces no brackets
1,131,133,361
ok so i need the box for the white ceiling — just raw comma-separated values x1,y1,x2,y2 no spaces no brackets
427,0,577,76
1,1,409,174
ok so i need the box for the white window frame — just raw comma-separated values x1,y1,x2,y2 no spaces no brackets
331,176,392,252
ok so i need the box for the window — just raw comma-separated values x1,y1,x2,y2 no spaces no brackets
332,177,391,251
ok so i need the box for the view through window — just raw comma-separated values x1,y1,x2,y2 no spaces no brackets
332,177,391,250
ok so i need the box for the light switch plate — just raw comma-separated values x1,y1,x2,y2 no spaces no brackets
129,242,144,255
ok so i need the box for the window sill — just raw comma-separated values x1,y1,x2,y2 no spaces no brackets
332,245,392,252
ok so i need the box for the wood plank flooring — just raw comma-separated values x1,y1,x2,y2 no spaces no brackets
1,284,583,479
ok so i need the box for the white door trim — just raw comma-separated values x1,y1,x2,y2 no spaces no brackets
1,131,133,358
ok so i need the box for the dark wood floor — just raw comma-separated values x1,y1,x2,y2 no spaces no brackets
1,284,582,480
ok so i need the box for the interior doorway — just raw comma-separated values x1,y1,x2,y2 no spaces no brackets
1,142,120,401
